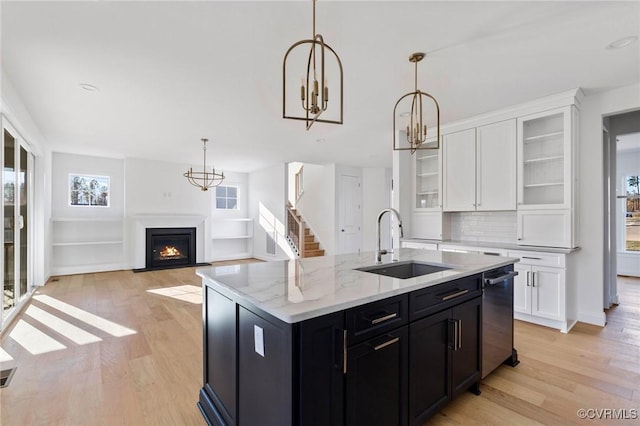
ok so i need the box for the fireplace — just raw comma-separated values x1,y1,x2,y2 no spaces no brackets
145,227,196,270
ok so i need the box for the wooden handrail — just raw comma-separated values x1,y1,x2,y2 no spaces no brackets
286,203,305,257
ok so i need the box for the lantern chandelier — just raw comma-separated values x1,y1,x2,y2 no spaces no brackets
282,0,343,130
393,52,441,154
183,138,225,191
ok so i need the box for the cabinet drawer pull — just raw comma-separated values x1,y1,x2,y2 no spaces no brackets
522,256,542,260
370,312,398,325
440,289,469,301
372,337,400,351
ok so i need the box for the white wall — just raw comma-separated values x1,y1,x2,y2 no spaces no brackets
296,163,336,254
125,157,212,267
249,163,293,260
361,167,392,252
52,153,125,219
2,71,52,286
576,83,640,326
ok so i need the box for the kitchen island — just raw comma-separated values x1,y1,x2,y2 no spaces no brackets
197,249,518,426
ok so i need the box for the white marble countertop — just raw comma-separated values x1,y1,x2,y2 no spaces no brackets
401,238,580,254
197,248,517,324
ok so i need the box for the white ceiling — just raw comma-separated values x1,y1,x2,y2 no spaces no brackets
2,1,639,173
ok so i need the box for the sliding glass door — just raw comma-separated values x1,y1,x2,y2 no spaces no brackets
2,122,33,327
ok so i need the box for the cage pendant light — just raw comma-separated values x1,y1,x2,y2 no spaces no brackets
393,53,441,154
183,138,225,191
282,0,343,130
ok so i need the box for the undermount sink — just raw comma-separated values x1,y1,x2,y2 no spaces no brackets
355,261,452,279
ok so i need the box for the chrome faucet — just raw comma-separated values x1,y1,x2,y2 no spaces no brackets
375,208,404,264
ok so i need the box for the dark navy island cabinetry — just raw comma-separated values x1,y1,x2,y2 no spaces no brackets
196,250,517,426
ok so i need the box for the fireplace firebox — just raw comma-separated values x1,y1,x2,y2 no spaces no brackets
145,227,196,270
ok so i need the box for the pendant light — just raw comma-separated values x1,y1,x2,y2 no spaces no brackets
183,138,225,191
282,0,343,130
393,52,441,153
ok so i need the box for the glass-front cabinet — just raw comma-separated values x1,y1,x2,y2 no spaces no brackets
516,105,578,248
414,139,441,211
517,106,573,209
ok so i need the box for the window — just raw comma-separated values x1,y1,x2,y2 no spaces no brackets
69,174,110,207
625,175,639,251
215,185,238,210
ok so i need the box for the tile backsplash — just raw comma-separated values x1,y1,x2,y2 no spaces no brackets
448,211,517,243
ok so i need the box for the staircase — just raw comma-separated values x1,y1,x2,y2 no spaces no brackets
286,204,325,258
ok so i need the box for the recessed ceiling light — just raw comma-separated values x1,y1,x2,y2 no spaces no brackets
399,112,410,117
315,138,326,143
80,83,99,92
605,36,638,50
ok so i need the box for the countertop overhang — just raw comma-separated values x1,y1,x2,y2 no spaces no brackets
197,248,517,324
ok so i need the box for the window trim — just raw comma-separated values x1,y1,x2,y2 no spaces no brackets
215,184,239,210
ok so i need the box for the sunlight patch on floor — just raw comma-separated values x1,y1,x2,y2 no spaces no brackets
9,320,66,355
147,285,202,304
25,305,102,345
0,347,14,362
33,295,136,337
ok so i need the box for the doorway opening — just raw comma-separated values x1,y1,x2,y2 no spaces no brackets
603,110,640,311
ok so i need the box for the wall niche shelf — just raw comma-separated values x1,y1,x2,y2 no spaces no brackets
211,218,254,261
51,217,125,275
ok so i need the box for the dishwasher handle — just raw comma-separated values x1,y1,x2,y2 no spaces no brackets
484,270,518,286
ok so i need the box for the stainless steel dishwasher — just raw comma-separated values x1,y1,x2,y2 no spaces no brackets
481,265,520,378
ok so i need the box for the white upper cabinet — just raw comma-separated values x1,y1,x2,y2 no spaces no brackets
516,105,578,248
443,120,516,212
443,128,476,212
476,120,517,211
517,106,573,210
413,139,441,211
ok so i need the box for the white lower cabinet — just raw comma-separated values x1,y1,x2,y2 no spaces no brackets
509,250,575,333
401,241,438,250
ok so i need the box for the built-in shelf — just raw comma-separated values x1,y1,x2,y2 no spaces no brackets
51,217,125,275
416,153,438,160
417,191,438,195
417,172,438,177
212,235,252,240
523,182,564,188
52,240,124,247
51,217,124,222
211,218,254,261
524,155,563,164
523,131,563,142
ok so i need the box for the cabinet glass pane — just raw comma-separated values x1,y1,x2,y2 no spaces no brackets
522,113,564,205
415,142,439,209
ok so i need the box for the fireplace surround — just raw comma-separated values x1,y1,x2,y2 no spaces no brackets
145,227,197,270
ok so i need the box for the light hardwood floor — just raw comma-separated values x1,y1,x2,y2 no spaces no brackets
1,266,638,426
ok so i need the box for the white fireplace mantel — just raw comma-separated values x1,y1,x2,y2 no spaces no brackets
130,214,207,269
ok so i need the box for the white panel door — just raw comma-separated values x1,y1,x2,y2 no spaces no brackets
476,119,516,211
513,264,531,314
443,128,476,212
531,265,564,321
338,174,361,254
